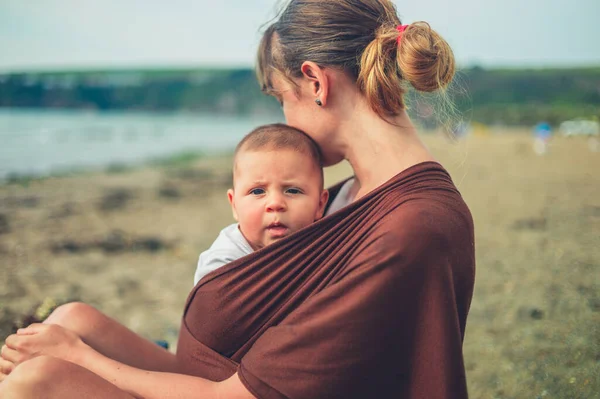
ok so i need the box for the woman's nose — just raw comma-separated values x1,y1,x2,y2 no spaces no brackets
266,193,287,212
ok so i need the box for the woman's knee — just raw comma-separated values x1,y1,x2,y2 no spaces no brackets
1,356,69,397
44,302,99,330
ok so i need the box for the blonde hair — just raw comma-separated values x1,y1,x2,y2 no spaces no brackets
257,0,455,118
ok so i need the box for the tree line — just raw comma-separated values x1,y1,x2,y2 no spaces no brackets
0,66,599,126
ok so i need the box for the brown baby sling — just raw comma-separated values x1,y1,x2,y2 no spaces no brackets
176,161,475,399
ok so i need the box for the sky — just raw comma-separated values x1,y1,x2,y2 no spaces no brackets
0,0,599,72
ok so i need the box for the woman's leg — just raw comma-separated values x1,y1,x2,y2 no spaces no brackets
0,356,135,399
43,302,178,372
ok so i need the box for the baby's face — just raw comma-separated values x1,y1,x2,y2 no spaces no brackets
228,149,328,250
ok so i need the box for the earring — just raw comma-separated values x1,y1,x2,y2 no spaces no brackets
315,98,322,106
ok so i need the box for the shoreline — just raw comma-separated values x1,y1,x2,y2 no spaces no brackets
0,148,219,186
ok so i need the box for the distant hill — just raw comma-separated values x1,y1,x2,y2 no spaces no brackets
1,66,599,126
0,68,275,115
456,66,600,126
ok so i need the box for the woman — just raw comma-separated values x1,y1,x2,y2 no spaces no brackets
0,0,475,397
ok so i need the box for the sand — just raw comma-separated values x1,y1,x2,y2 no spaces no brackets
1,130,598,398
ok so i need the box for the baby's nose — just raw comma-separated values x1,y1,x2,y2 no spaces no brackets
266,193,287,212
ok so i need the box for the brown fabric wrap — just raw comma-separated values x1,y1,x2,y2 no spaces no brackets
176,162,475,398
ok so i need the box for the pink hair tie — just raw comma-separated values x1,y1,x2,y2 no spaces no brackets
396,24,409,45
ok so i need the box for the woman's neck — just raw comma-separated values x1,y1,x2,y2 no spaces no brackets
340,109,436,200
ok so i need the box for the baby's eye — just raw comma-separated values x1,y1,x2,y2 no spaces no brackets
249,188,265,195
285,188,302,195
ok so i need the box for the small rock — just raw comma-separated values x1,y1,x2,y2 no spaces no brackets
517,306,545,321
587,298,600,312
49,202,77,219
99,189,133,211
51,240,86,254
530,308,544,320
116,278,140,297
98,231,129,253
134,237,166,252
50,231,171,255
0,196,39,209
583,205,600,217
512,217,547,231
0,213,10,235
19,196,40,208
158,185,181,200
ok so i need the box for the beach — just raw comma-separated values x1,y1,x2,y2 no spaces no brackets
0,131,598,398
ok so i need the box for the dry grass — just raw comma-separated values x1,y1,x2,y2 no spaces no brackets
0,130,598,398
428,132,600,399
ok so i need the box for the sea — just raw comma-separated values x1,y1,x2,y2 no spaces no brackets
0,109,283,180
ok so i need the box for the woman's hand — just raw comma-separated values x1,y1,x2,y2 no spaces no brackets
0,355,15,382
1,323,88,369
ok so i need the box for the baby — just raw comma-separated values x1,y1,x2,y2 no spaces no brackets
194,123,329,285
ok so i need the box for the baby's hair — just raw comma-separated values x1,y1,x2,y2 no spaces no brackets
257,0,455,119
234,123,324,186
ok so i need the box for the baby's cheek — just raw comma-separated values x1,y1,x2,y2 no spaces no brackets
250,209,266,225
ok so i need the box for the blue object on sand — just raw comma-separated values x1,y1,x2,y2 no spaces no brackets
155,340,169,350
534,122,552,139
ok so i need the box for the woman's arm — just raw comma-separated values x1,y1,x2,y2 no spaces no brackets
78,347,254,399
2,324,255,399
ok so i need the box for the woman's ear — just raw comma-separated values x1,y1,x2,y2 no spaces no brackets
301,61,329,106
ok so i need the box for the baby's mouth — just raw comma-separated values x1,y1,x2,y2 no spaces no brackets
266,222,289,237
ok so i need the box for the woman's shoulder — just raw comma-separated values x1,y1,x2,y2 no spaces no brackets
377,164,474,252
388,195,472,240
358,185,475,282
384,161,470,213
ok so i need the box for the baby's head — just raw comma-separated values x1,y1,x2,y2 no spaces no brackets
228,123,329,250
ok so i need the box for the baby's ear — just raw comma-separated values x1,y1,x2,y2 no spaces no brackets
316,189,329,220
227,189,238,221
